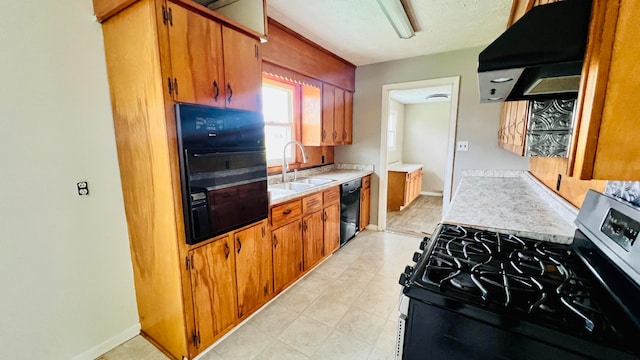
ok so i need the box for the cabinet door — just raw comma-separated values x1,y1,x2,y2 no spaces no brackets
359,188,370,232
333,87,345,144
189,236,237,349
272,220,303,293
323,203,340,255
222,26,262,111
321,84,335,145
234,221,272,319
168,4,225,107
303,211,324,270
344,91,353,144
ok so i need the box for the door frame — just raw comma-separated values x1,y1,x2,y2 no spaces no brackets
377,76,461,231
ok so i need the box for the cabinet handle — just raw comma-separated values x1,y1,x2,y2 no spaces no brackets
254,44,259,59
322,130,326,141
343,131,347,140
236,237,242,254
213,80,219,101
261,226,265,237
283,209,292,215
302,221,307,231
173,78,178,96
299,262,303,271
227,83,232,103
224,242,230,259
323,210,327,221
333,131,337,140
263,284,268,296
273,235,278,248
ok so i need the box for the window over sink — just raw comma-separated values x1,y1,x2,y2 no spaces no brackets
262,76,298,166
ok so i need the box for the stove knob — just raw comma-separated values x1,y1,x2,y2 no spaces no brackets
404,265,414,275
398,272,409,286
412,252,421,263
419,240,429,251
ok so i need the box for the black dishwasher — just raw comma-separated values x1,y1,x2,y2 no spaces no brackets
340,178,361,246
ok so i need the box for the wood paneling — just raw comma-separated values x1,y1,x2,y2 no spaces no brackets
262,18,356,91
321,84,335,145
234,220,272,319
272,220,303,293
303,211,324,270
189,236,238,350
101,1,188,357
529,157,606,208
323,203,340,255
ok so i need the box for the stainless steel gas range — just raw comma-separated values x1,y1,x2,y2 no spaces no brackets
396,190,640,359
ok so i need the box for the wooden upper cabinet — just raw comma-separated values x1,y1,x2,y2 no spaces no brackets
301,84,323,146
498,100,529,156
333,87,345,144
321,84,335,145
344,91,353,144
233,220,272,319
569,0,640,180
164,2,261,111
222,26,262,112
189,236,238,350
168,3,225,107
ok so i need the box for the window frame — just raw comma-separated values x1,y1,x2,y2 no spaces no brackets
262,75,302,171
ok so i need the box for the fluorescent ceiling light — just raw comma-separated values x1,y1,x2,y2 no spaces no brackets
376,0,415,39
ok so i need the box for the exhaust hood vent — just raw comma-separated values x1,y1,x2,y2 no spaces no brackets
478,0,592,103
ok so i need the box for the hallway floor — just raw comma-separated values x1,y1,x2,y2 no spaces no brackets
386,195,443,236
98,230,421,360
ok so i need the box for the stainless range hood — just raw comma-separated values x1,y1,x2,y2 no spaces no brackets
478,0,592,103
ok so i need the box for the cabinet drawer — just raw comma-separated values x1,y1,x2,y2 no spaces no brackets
303,192,323,214
271,200,302,228
323,186,340,205
362,175,371,189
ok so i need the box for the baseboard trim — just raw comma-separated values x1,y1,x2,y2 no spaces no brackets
420,191,443,196
365,224,379,231
71,323,140,360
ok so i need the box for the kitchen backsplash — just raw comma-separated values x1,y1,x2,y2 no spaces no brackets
605,181,640,207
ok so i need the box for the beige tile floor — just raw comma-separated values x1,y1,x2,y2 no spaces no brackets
386,195,443,236
98,230,422,360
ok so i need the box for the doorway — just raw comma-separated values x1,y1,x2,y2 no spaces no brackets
377,77,460,234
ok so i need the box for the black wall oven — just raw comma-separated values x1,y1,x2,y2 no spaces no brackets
175,103,268,245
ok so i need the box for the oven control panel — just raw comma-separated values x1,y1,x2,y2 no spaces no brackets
601,208,640,252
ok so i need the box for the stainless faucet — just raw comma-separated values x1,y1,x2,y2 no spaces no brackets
282,140,309,182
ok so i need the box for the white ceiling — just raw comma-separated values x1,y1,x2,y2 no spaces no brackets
267,0,513,66
390,85,453,104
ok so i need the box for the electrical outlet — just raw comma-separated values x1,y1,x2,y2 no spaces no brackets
456,141,469,152
77,181,89,196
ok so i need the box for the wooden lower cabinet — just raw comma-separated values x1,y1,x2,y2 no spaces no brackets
272,220,303,293
360,187,370,231
323,203,340,255
303,211,324,270
233,220,272,319
189,235,238,350
388,168,423,211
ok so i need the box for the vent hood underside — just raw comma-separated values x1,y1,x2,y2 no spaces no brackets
478,0,592,103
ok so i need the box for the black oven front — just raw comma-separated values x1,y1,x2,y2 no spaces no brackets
175,103,268,245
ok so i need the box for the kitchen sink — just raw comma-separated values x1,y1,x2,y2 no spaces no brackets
270,182,316,191
292,178,336,186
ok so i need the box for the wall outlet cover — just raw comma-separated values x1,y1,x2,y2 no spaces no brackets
456,141,469,152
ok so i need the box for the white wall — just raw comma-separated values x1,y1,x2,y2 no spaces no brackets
403,102,451,193
0,1,138,359
336,46,529,225
386,98,405,164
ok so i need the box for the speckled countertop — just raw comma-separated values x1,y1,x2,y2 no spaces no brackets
444,171,579,243
268,164,373,206
387,162,423,173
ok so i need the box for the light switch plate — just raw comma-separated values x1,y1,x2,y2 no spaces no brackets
457,141,469,152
